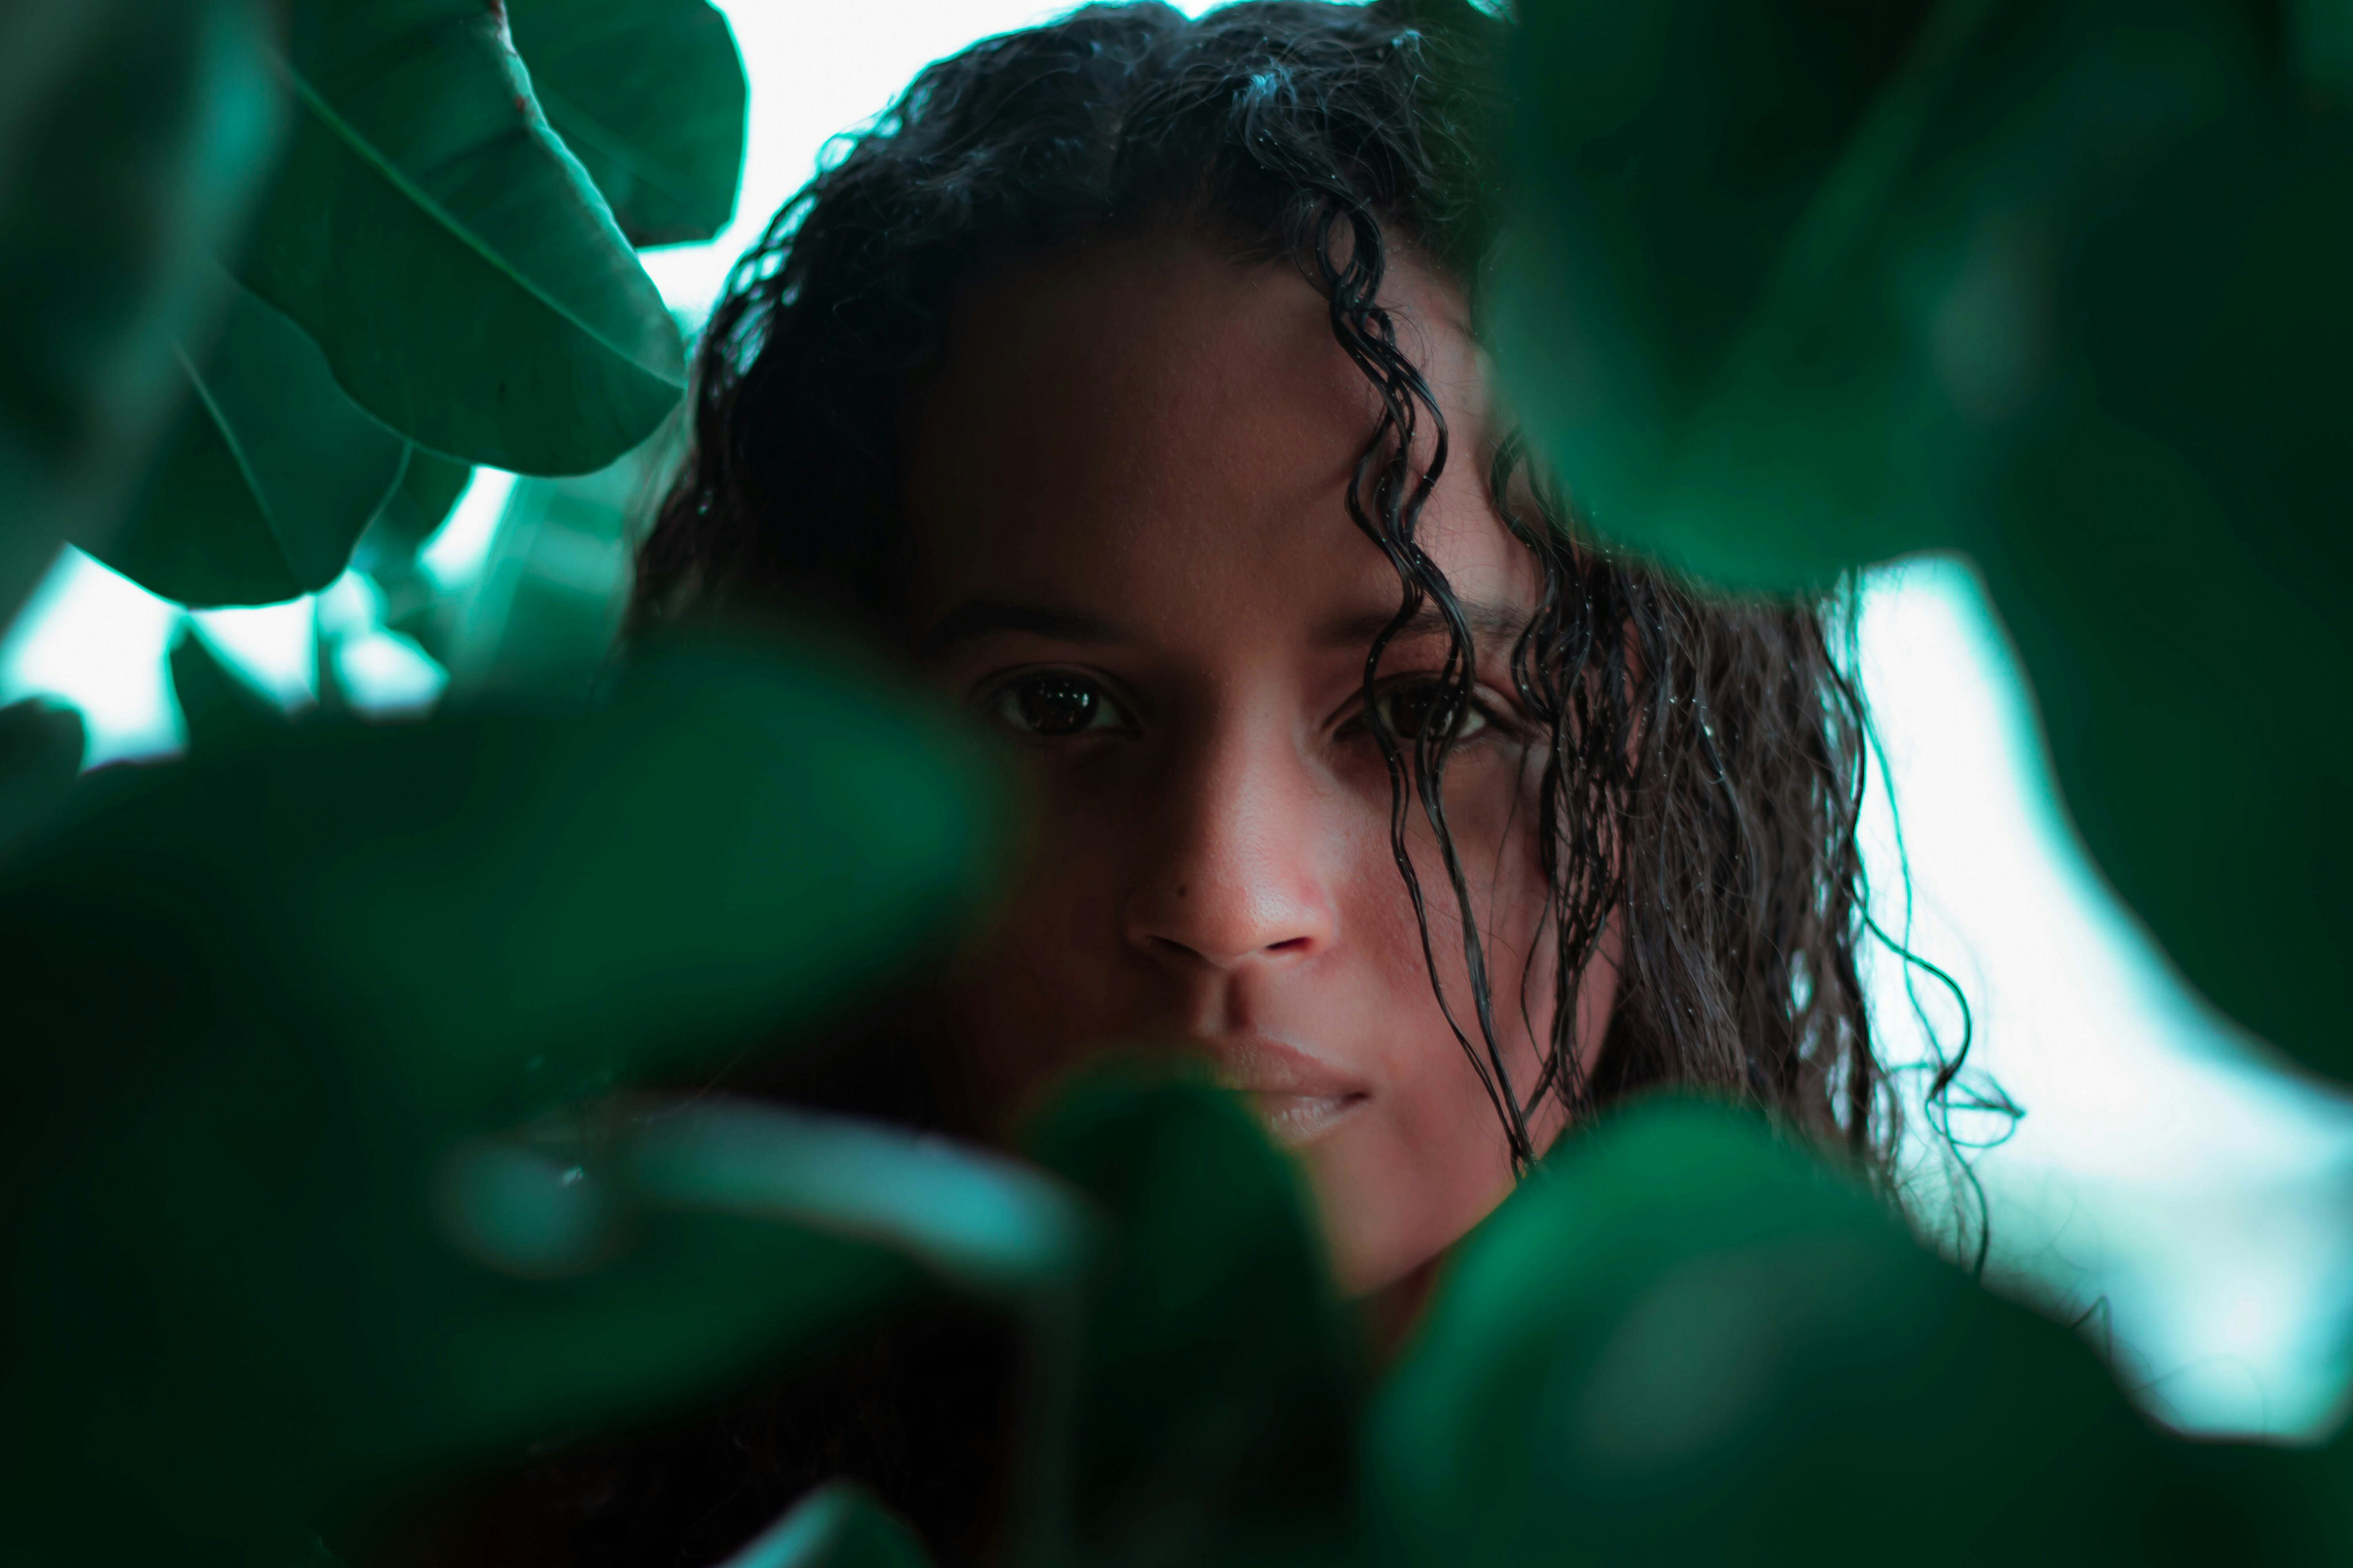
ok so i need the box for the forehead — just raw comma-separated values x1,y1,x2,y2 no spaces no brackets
902,226,1518,636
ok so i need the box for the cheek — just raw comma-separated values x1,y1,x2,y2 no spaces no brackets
1303,746,1565,1290
1399,745,1557,976
939,806,1138,1131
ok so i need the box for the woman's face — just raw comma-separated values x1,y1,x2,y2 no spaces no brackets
902,229,1612,1293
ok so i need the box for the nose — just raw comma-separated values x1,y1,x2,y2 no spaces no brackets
1121,714,1336,974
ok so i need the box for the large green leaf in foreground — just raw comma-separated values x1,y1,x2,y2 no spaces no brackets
0,638,1012,1564
507,0,750,248
1498,0,2353,1079
0,0,282,629
168,622,290,750
1025,1063,1365,1568
354,448,475,634
718,1482,936,1568
237,0,686,474
1370,1098,2346,1565
92,279,407,606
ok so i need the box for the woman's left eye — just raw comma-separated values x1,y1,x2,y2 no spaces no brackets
1366,680,1492,743
985,673,1132,739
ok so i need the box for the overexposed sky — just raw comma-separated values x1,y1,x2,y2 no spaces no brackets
643,0,1230,315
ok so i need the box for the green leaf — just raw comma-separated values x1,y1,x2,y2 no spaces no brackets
0,698,84,865
90,280,407,607
356,449,473,576
0,0,284,631
2292,0,2353,96
719,1482,935,1568
236,0,687,475
1503,0,2283,589
507,0,749,248
168,621,290,750
287,1532,349,1568
428,1099,1091,1458
354,448,474,635
1496,0,1932,585
439,423,680,704
1498,0,2353,1080
1368,1097,2344,1566
0,635,1013,1561
619,1101,1090,1304
1024,1061,1365,1568
1970,116,2353,1077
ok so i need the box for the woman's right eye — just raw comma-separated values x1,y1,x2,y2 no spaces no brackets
984,673,1132,740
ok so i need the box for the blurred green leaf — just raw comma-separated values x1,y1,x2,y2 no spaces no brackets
1500,0,2275,585
423,1096,1093,1470
1499,0,2353,1079
2293,0,2353,95
1368,1096,2342,1566
1970,115,2353,1081
68,632,1004,1109
288,1532,349,1568
236,0,686,475
169,621,290,749
0,698,84,864
507,0,749,248
1499,0,1946,587
1025,1060,1365,1568
622,1100,1091,1305
0,636,1010,1561
719,1481,935,1568
355,449,475,642
356,450,473,577
442,424,678,704
90,280,406,607
0,0,283,631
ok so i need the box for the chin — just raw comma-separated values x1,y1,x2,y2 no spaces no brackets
1295,1127,1498,1299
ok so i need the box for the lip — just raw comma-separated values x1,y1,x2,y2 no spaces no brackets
1246,1091,1365,1146
1198,1033,1370,1148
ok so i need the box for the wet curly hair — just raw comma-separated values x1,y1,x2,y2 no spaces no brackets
635,0,1908,1172
424,6,2007,1564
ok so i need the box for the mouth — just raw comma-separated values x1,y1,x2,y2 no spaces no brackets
1197,1033,1371,1148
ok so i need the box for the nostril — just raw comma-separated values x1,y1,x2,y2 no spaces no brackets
1264,937,1310,953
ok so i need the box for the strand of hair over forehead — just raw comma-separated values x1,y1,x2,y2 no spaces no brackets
1183,20,1547,1169
1134,2,1609,1171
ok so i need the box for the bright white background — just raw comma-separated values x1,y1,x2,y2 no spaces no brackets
5,0,2347,1437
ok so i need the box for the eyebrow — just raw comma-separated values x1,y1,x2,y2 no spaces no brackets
1314,596,1532,652
919,593,1531,659
919,599,1133,658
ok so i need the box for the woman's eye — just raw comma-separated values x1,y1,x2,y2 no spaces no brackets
987,673,1131,739
1371,681,1489,743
